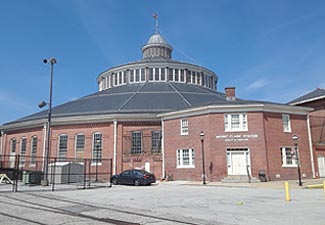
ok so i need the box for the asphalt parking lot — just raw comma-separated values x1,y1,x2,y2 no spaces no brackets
0,179,324,225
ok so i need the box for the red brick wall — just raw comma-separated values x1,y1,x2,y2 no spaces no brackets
262,113,312,180
163,111,312,182
3,127,44,157
2,121,164,179
51,123,113,159
297,98,325,111
119,121,162,178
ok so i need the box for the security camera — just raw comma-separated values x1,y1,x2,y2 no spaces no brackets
43,59,48,64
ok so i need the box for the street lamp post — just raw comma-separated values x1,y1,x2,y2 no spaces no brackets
39,58,56,186
200,131,206,185
292,135,303,186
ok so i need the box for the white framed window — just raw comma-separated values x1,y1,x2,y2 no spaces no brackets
151,131,162,153
10,138,16,153
92,133,102,164
281,147,297,167
58,134,68,161
131,131,142,154
180,119,189,135
282,114,291,132
30,136,37,166
161,68,166,81
20,137,27,166
177,149,195,168
149,68,154,81
135,69,140,82
130,70,135,83
224,113,248,132
75,133,85,160
140,68,145,82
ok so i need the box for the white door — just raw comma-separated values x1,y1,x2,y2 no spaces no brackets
318,156,325,178
227,151,249,175
145,162,150,172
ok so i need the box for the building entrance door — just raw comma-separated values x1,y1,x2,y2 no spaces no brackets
317,156,325,178
227,149,250,176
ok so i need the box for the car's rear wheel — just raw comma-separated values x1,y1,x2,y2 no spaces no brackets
134,179,141,186
112,178,118,185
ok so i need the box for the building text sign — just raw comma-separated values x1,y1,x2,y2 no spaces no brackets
216,134,258,142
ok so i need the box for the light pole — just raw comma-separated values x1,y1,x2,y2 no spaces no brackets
95,137,101,182
39,58,56,186
200,131,206,185
292,135,303,186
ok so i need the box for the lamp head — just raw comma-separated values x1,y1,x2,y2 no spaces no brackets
38,101,47,108
292,135,299,141
200,131,205,141
43,58,57,64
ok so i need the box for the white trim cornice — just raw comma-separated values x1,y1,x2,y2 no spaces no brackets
289,95,325,106
1,113,161,132
158,103,313,120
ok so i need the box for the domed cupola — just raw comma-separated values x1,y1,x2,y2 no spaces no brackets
142,31,173,60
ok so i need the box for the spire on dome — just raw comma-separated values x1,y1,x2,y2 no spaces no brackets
152,13,159,33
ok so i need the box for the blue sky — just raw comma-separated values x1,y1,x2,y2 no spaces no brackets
1,0,324,125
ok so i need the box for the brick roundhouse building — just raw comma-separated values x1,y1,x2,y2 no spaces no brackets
0,29,315,183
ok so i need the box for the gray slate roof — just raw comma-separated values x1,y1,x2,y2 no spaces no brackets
3,82,264,126
288,88,325,105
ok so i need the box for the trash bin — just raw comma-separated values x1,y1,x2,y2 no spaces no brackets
258,171,267,182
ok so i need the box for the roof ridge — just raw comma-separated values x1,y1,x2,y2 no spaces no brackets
116,83,146,111
167,82,192,107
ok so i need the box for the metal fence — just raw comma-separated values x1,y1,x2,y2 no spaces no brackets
0,154,112,192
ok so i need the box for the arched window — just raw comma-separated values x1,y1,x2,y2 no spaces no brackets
75,133,85,160
92,133,102,163
58,134,68,161
20,137,27,166
10,138,16,154
30,136,38,166
9,138,16,168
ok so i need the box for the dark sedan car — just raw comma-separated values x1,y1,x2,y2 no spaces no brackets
111,169,156,186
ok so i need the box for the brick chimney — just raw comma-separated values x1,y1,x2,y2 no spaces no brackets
225,87,236,101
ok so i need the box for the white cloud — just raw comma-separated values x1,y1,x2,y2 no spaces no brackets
246,78,270,90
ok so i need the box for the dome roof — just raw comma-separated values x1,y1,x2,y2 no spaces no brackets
146,33,169,45
142,32,173,59
3,82,252,126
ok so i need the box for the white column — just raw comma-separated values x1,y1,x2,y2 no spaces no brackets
307,114,316,178
42,123,47,172
113,120,118,175
0,131,4,155
161,118,165,179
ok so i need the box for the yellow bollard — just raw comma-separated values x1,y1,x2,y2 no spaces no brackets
285,181,291,202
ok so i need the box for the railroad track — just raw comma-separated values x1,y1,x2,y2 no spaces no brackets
0,192,202,225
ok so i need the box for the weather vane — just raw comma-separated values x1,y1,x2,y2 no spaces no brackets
152,13,158,33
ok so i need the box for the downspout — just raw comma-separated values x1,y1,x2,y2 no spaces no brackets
307,114,316,178
262,113,271,181
2,132,7,155
161,118,165,179
0,130,4,156
42,123,47,172
113,120,117,175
